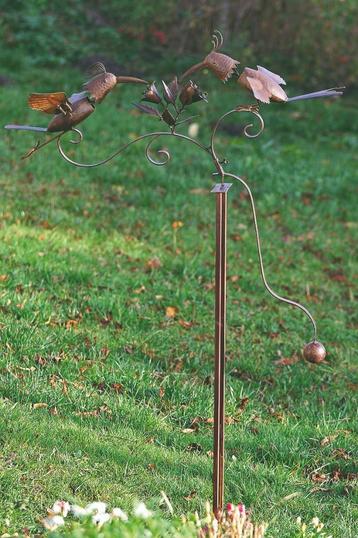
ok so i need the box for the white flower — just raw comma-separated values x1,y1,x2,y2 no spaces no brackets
92,512,111,528
134,502,152,519
111,508,128,521
42,515,65,530
311,517,320,528
71,504,89,517
85,502,107,514
296,516,302,526
51,500,70,517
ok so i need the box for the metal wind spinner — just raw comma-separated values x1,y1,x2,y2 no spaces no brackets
4,30,344,516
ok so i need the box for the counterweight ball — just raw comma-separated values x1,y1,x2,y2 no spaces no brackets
303,340,326,364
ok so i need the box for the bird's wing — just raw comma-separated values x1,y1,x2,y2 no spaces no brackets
28,92,69,114
257,66,286,85
86,62,107,79
68,91,91,105
246,76,271,104
83,73,108,101
82,62,108,99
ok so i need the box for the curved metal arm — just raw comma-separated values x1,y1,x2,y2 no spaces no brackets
210,106,265,179
223,170,317,341
57,128,211,168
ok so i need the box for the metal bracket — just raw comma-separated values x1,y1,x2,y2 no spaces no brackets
211,183,233,193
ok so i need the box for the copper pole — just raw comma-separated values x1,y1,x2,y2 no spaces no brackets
211,182,231,516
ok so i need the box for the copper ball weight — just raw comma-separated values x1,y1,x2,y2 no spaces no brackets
303,340,327,364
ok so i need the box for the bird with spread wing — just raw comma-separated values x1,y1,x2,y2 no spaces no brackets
238,65,344,104
5,63,147,157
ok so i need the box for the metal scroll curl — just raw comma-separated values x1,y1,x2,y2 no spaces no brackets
56,128,210,169
145,136,171,166
209,106,265,178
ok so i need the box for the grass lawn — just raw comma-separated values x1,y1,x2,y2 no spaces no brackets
0,76,357,536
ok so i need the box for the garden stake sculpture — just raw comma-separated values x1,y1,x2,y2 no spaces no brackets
4,30,343,518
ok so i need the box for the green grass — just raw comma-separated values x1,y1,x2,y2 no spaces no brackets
0,78,357,537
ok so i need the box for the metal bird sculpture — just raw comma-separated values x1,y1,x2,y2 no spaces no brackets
238,65,344,104
179,30,239,83
4,63,147,158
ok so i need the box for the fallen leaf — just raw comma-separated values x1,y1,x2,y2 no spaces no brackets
0,274,8,282
231,234,242,242
159,386,165,398
93,382,106,393
111,383,123,394
165,306,178,318
134,285,146,294
332,470,342,481
332,448,350,460
311,473,327,483
61,379,68,395
269,332,279,339
34,355,47,366
178,319,193,329
172,359,184,372
65,319,78,330
347,472,358,480
184,491,197,501
280,492,301,502
33,403,48,409
238,397,249,411
101,347,110,358
100,314,112,326
320,434,338,446
327,271,348,283
274,355,299,366
49,375,58,388
146,257,161,270
76,405,112,417
147,463,156,471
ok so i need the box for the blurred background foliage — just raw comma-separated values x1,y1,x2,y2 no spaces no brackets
0,0,357,89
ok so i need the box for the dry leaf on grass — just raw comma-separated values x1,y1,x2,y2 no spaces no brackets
178,319,193,329
33,403,48,409
320,434,338,446
165,306,178,318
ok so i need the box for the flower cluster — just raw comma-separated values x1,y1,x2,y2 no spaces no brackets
134,78,207,130
41,500,152,531
197,501,267,538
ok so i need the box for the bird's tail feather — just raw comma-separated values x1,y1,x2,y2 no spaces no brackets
4,124,48,132
287,87,345,102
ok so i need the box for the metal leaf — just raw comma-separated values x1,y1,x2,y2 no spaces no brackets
161,109,176,126
162,81,174,104
133,102,161,116
168,77,180,101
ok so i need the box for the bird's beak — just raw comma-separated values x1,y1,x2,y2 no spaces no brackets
116,76,148,85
